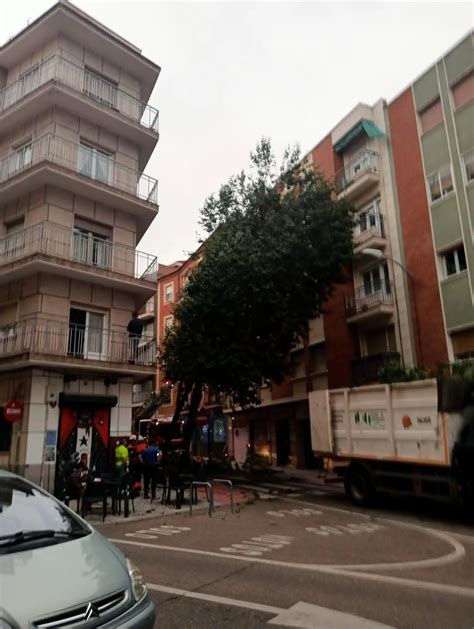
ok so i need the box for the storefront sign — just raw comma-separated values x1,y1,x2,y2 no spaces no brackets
4,401,24,422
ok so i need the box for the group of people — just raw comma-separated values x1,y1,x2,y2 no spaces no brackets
115,435,163,500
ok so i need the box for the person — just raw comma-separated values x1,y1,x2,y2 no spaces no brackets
114,439,129,479
139,440,162,500
66,461,89,514
127,312,144,364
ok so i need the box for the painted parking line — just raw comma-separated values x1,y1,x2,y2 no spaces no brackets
125,525,191,539
147,583,394,628
266,508,322,517
219,534,294,557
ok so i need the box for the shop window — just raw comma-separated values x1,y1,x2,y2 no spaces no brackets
419,98,443,134
452,71,474,109
0,409,13,452
442,245,467,277
428,164,453,203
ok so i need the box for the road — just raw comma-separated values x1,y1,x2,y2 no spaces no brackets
96,483,474,629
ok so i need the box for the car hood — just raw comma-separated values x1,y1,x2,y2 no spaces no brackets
0,529,131,626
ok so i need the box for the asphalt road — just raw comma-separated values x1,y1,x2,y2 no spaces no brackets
96,488,474,629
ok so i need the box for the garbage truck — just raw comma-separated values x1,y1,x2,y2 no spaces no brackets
308,378,474,509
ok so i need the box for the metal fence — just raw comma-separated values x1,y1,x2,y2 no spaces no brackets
0,133,158,204
0,221,158,281
0,319,157,366
351,352,401,386
346,281,394,316
335,149,378,193
0,55,159,132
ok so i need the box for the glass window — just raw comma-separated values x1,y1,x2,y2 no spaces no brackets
0,475,89,545
463,150,474,182
439,165,453,195
164,284,173,303
164,316,173,331
419,99,443,134
428,173,441,202
443,246,467,277
0,410,12,452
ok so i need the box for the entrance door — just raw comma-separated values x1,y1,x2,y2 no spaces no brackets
233,426,249,464
54,406,110,499
275,420,290,466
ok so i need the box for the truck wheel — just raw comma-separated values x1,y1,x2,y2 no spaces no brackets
345,464,376,506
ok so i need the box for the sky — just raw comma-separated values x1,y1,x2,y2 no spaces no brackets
1,1,472,264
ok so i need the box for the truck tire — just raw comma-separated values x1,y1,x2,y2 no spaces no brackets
345,463,376,506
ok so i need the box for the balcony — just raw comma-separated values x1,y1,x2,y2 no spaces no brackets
346,282,394,324
0,318,157,376
0,134,158,237
0,56,159,168
335,150,379,200
353,212,387,255
351,352,400,386
0,222,158,298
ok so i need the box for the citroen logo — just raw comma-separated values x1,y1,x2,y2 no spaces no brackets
84,602,100,622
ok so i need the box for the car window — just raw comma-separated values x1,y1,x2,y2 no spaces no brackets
0,476,88,537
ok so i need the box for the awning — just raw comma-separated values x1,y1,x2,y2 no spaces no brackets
334,119,384,153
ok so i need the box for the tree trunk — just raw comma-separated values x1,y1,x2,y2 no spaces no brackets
182,382,203,453
164,381,190,456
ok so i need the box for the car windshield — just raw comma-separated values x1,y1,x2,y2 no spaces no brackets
0,476,89,543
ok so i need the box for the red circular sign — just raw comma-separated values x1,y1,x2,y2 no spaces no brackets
4,401,24,423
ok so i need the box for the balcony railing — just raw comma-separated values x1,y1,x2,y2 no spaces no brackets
346,281,394,317
351,352,400,386
0,133,158,204
0,222,158,281
0,319,157,367
335,149,378,193
0,55,159,132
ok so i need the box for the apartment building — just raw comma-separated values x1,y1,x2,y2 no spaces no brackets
0,1,160,494
230,32,473,469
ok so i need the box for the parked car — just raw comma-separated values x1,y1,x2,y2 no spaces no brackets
0,469,156,628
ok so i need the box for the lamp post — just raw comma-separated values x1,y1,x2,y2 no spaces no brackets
361,248,421,368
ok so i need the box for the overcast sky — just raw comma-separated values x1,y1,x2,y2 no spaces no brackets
1,1,472,264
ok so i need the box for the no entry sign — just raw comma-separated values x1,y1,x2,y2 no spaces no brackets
4,401,24,422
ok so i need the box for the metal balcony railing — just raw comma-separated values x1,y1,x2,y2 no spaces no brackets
0,133,158,204
335,149,378,193
346,281,394,316
354,212,385,242
0,55,159,132
0,319,157,367
351,352,401,386
0,222,158,281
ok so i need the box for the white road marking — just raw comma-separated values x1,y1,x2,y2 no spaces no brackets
125,525,191,539
267,508,322,518
306,523,384,536
220,534,294,556
112,538,474,599
147,583,394,628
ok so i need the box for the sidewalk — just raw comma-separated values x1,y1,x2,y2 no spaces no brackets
85,484,253,526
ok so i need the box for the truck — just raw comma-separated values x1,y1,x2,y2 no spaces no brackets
308,378,474,510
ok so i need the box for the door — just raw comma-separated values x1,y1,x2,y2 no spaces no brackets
54,406,110,499
275,420,291,466
77,143,112,185
68,309,107,360
233,426,249,464
73,228,112,268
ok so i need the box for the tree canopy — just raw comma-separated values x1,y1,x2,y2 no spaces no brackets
159,138,354,441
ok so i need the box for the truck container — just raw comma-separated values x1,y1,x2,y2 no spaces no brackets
309,378,474,508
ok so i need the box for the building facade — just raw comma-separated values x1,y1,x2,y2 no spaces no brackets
0,1,160,493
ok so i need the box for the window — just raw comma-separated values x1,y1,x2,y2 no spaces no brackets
357,199,383,236
77,142,113,185
164,283,174,304
164,316,174,332
428,164,453,202
442,245,467,277
8,140,32,177
83,67,117,110
17,64,40,99
463,150,474,183
363,263,390,296
0,408,13,452
68,308,107,359
452,71,474,110
419,99,443,134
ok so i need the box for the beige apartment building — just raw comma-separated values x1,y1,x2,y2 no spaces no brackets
0,1,160,495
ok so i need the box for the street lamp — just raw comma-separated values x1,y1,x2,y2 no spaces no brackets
361,248,421,368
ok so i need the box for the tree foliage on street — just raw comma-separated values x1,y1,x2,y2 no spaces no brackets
159,138,354,446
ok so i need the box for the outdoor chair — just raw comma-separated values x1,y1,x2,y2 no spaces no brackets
150,466,167,505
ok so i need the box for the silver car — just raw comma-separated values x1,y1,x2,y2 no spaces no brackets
0,469,156,628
